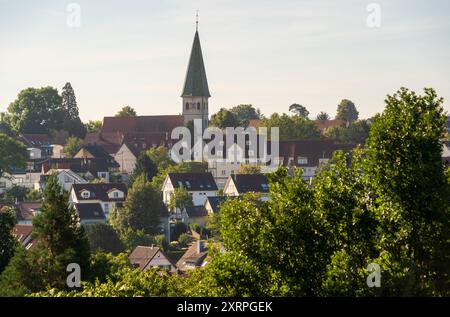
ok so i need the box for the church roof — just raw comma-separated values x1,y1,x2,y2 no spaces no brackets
182,31,211,98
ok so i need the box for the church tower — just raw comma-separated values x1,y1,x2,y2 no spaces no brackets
181,18,210,128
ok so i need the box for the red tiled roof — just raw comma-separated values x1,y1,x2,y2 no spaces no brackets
314,119,346,132
275,140,356,166
101,115,183,134
14,225,33,244
16,202,42,221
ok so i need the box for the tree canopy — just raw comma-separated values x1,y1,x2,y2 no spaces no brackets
116,106,137,117
336,99,359,122
0,133,28,178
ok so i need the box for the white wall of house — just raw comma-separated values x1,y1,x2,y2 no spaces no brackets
145,250,175,272
223,179,238,196
191,191,216,206
69,188,124,218
11,172,41,190
162,178,174,206
114,144,137,174
162,177,216,207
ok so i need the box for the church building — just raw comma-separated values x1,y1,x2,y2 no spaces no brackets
83,23,211,156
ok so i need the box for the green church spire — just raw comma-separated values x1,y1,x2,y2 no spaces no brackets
181,26,211,98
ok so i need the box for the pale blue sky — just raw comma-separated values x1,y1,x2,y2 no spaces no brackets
1,0,449,121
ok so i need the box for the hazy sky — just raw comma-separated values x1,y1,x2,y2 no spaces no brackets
1,0,449,122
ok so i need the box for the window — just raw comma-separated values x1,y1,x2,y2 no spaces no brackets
81,191,90,199
319,158,329,165
113,191,119,198
221,170,226,176
186,102,189,110
297,157,308,165
104,204,109,213
197,102,200,110
100,173,107,179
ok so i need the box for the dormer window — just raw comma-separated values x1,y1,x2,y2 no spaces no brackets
81,191,90,199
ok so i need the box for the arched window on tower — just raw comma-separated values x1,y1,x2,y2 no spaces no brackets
197,102,200,110
185,102,189,110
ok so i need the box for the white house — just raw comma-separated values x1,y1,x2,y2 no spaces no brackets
162,172,218,207
129,246,176,272
114,142,139,174
223,174,270,201
38,169,88,192
69,183,127,218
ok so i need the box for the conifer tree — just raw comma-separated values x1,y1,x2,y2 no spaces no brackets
31,173,91,288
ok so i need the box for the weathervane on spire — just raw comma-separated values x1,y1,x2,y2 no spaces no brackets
196,10,199,31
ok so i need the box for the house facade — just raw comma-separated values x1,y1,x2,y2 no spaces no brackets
129,246,176,272
223,174,270,201
69,183,127,218
162,172,218,207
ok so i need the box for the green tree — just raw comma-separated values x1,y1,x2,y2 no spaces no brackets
7,87,64,134
364,87,450,295
0,133,27,178
0,246,37,296
325,120,370,144
336,99,359,123
184,251,272,297
219,168,328,296
88,251,131,283
230,104,261,126
0,207,17,273
0,113,13,136
2,186,29,202
313,149,378,296
316,112,330,121
147,146,175,171
85,224,125,255
236,164,262,174
31,173,91,289
209,108,238,129
129,152,158,184
261,113,321,140
64,136,83,157
116,106,137,117
289,103,309,118
61,83,86,137
114,174,165,235
168,187,193,213
85,120,102,133
24,190,43,202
